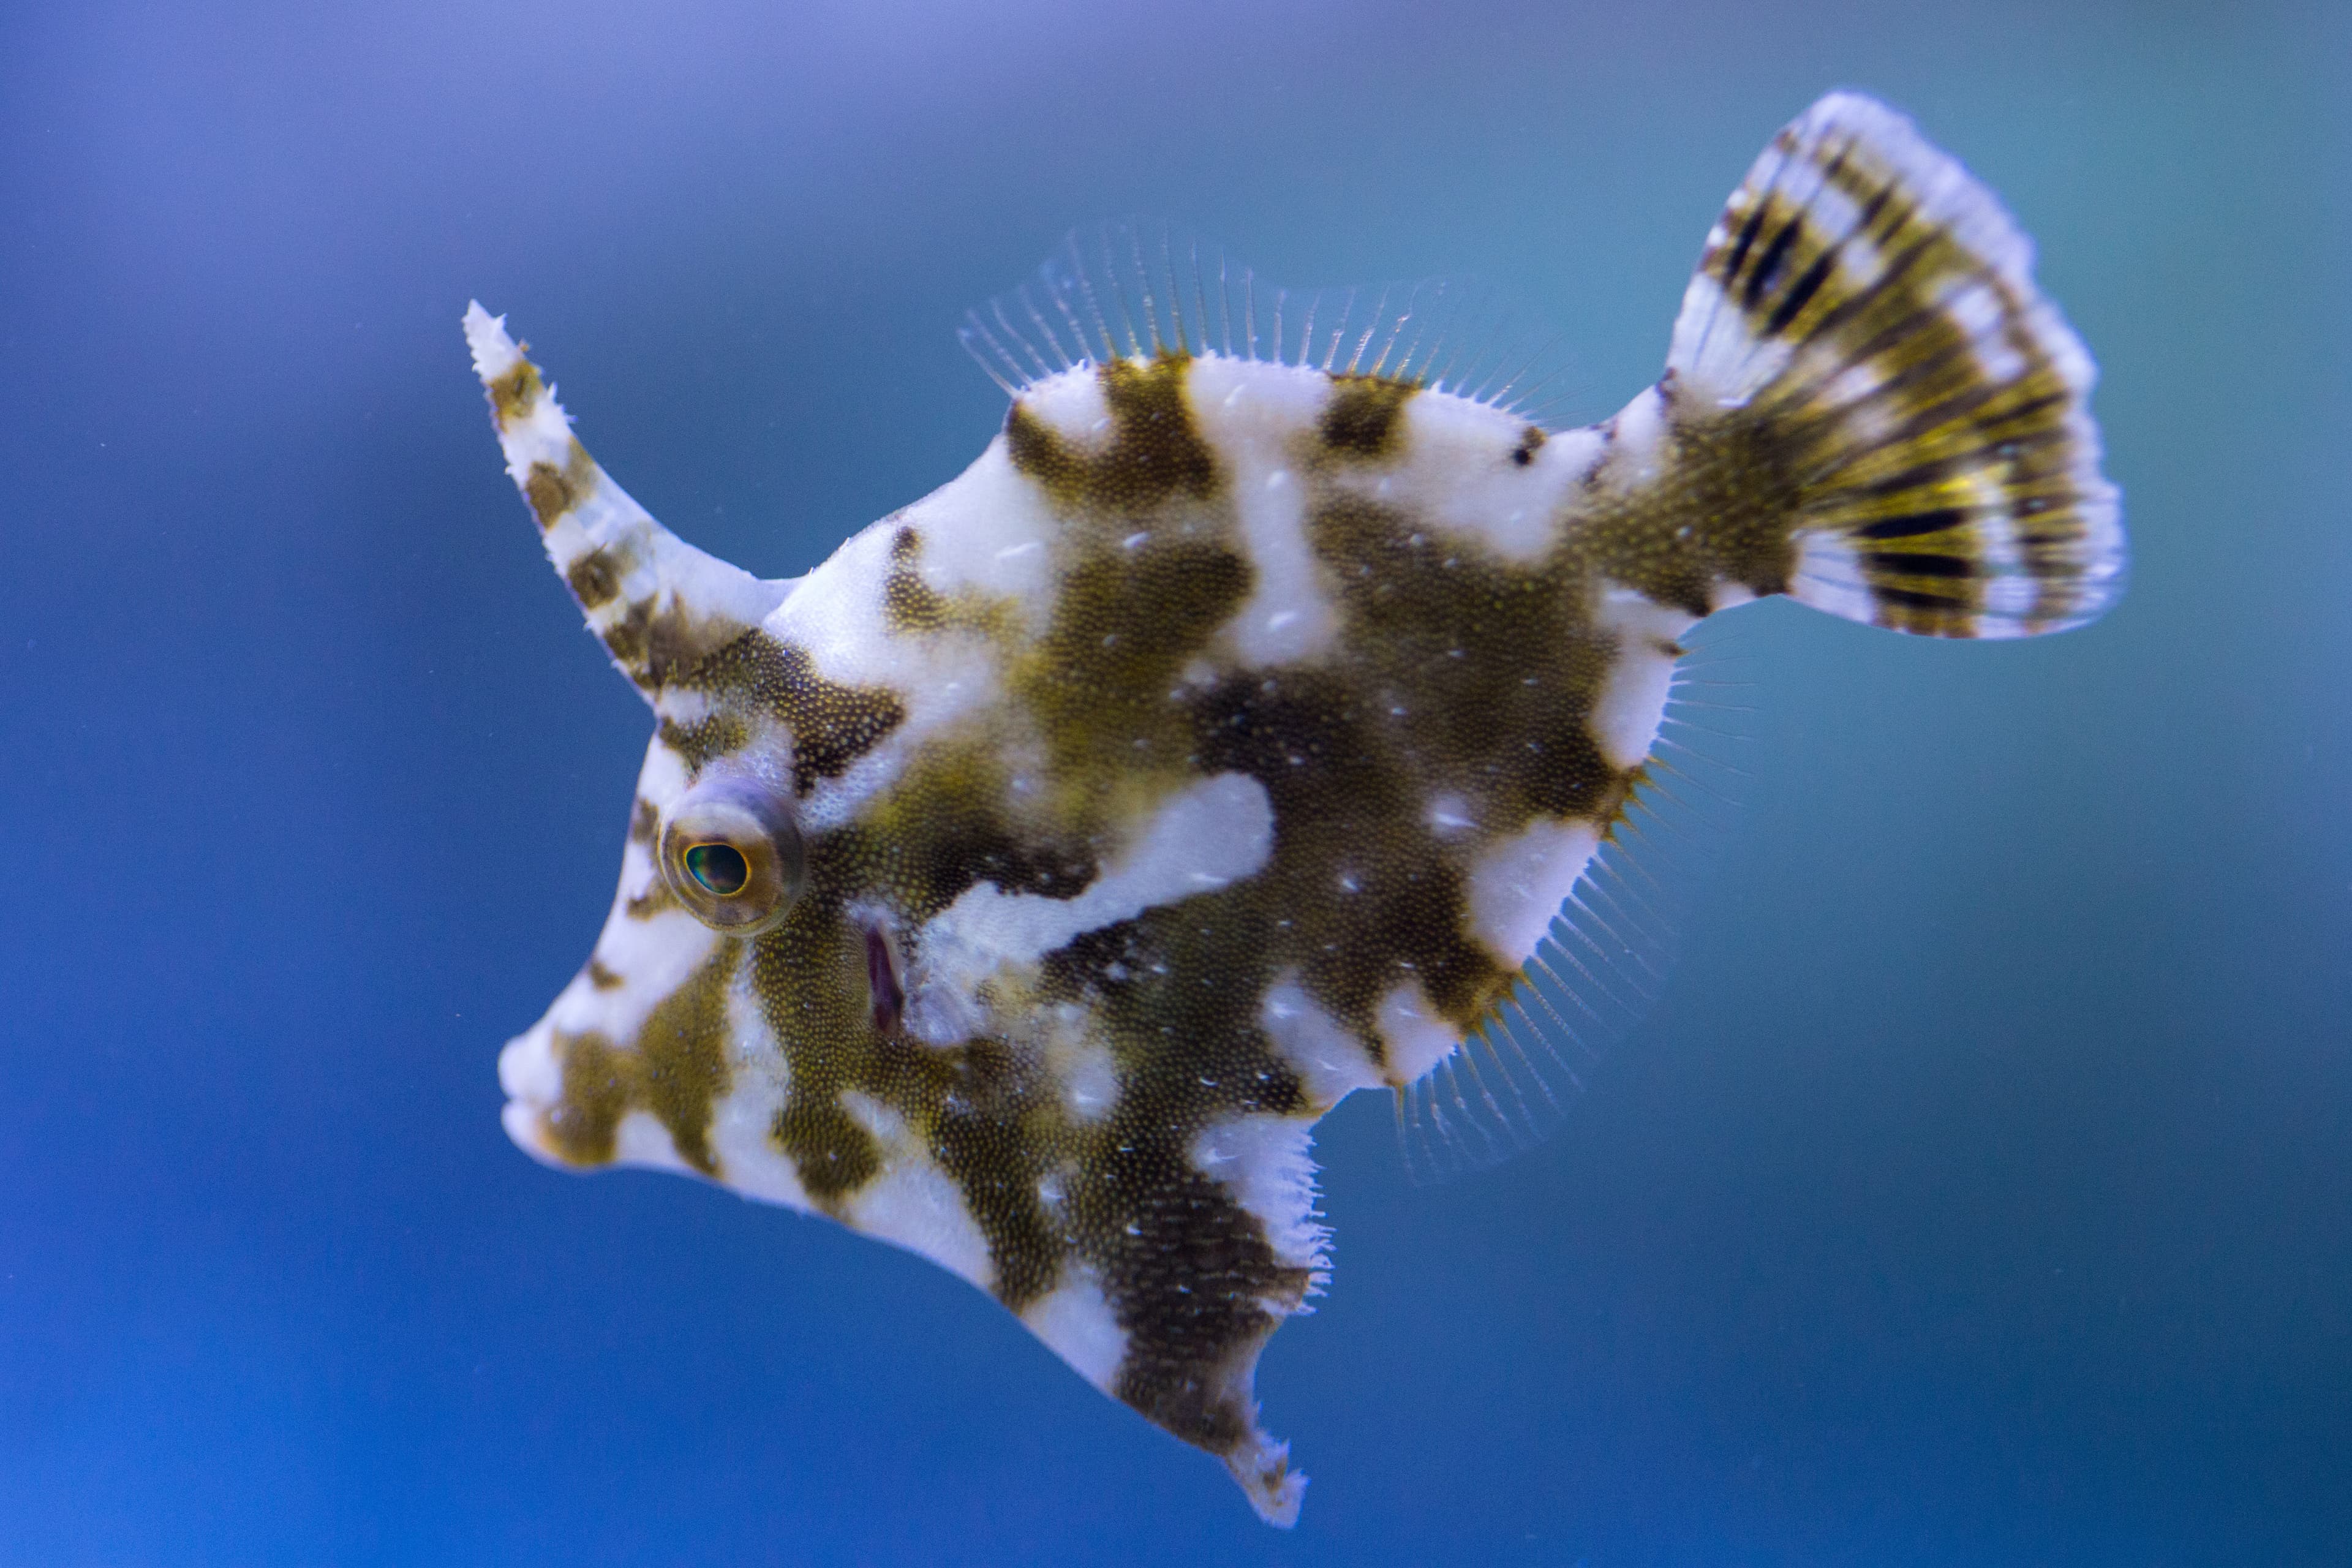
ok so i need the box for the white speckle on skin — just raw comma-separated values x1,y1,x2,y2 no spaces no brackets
1426,794,1476,837
1043,1006,1120,1123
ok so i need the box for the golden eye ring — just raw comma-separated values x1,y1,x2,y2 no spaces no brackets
656,771,804,935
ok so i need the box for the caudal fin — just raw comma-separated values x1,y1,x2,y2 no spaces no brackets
1664,92,2124,638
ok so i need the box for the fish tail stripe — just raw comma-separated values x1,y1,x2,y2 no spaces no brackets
464,303,787,692
1662,92,2125,639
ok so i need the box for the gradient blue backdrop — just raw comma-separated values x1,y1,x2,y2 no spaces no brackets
4,2,2347,1563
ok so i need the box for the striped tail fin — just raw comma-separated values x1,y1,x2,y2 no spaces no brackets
1663,91,2124,638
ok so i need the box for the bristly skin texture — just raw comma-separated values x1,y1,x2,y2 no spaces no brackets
466,91,2123,1527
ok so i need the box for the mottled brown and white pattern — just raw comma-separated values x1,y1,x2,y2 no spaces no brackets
467,91,2124,1525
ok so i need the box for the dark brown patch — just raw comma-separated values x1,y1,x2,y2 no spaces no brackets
624,880,679,921
1319,374,1417,459
1511,424,1546,467
881,525,1020,641
565,549,622,609
586,958,624,990
628,950,735,1174
522,440,597,530
590,591,766,694
924,1038,1063,1311
774,1092,883,1204
1100,1145,1303,1455
1183,668,1508,1036
1012,538,1251,824
843,743,1100,920
752,901,884,1207
882,526,952,633
1309,495,1631,835
1579,388,1804,614
1005,353,1219,513
542,946,734,1175
665,631,906,794
486,358,542,425
540,1033,631,1167
1030,888,1318,1446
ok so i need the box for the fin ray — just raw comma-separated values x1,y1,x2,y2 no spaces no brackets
1396,634,1760,1183
1662,91,2124,638
962,221,1588,424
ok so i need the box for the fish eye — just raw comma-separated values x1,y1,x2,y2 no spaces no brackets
683,843,750,897
657,772,804,935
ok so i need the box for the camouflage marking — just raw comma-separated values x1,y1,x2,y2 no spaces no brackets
467,91,2126,1527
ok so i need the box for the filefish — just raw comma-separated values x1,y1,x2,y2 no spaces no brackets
466,91,2122,1525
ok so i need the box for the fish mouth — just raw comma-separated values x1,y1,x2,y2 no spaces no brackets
496,1017,571,1169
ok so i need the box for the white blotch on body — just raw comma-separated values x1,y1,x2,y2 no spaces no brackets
1376,979,1461,1087
1188,1113,1328,1272
1384,391,1597,562
1018,363,1114,453
1589,584,1693,771
1042,1001,1120,1122
1464,816,1602,965
1260,976,1382,1107
612,1110,690,1173
839,1090,997,1293
701,978,810,1209
917,772,1275,1003
1187,356,1343,663
1022,1265,1128,1393
767,518,1004,832
895,439,1063,619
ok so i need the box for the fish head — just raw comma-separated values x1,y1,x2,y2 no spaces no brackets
462,303,886,1199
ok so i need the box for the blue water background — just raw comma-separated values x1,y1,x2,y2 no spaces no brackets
4,2,2347,1562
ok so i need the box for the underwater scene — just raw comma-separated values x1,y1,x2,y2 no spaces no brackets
2,1,2346,1563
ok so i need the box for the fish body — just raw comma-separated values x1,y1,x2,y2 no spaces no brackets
467,92,2122,1525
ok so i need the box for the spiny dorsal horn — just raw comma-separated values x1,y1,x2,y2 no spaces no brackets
464,303,788,695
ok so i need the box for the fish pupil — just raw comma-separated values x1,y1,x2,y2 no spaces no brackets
685,842,750,897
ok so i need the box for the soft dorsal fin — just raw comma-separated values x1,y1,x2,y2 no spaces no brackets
960,221,1581,426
